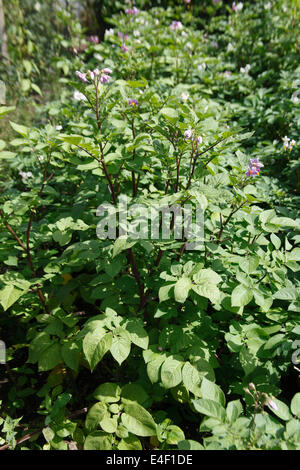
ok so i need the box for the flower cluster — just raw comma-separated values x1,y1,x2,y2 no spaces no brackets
232,2,243,12
118,32,129,41
170,21,183,31
184,128,203,145
87,35,99,44
105,28,114,39
19,171,33,183
240,64,251,74
125,6,139,15
283,136,296,151
245,158,264,177
76,68,112,84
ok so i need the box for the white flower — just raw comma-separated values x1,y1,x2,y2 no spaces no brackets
73,91,87,101
94,53,104,61
133,30,140,37
56,125,62,130
291,93,299,104
155,19,159,25
227,42,234,52
105,28,114,38
37,155,44,162
181,92,189,102
19,171,33,183
264,2,271,9
198,63,206,72
240,64,251,74
181,31,187,37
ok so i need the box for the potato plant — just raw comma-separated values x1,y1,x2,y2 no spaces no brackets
0,0,299,451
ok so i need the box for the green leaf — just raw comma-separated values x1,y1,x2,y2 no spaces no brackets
0,285,26,311
178,439,204,450
123,319,148,350
0,151,17,159
291,393,300,418
9,121,30,138
226,400,243,423
121,401,157,437
38,342,62,371
112,237,136,258
83,330,113,372
84,431,113,450
200,378,225,407
161,356,183,389
182,362,202,396
192,268,222,303
85,403,108,432
110,334,131,365
231,284,253,307
118,435,142,450
100,416,118,433
192,398,226,422
174,277,192,303
267,398,292,421
93,383,121,403
121,384,149,406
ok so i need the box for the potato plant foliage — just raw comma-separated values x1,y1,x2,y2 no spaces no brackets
0,0,300,451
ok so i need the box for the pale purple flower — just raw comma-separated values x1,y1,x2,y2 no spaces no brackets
125,6,139,15
170,21,183,31
246,158,264,177
100,74,110,84
158,346,163,351
128,99,138,107
197,135,203,144
232,2,243,12
88,35,99,44
184,128,192,140
102,68,112,75
267,399,278,411
122,44,129,53
76,71,88,82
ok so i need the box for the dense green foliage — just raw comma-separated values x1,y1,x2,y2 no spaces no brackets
0,0,299,451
